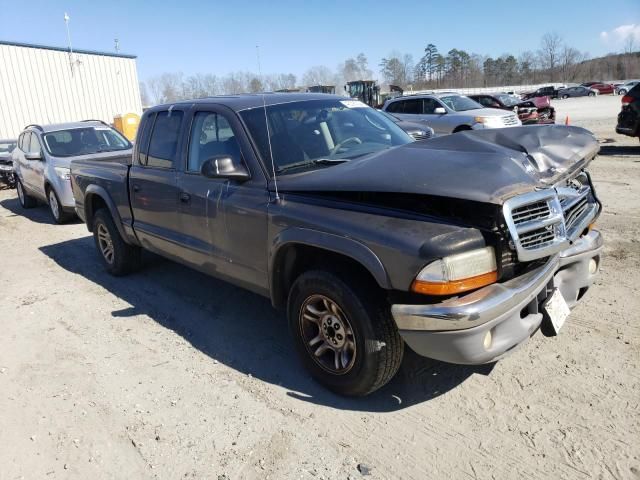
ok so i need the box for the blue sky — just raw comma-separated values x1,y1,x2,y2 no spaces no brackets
0,0,638,81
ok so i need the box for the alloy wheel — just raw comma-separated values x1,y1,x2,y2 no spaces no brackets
49,190,59,220
97,223,115,264
299,294,357,374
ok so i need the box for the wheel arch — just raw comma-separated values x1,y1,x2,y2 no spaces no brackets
453,125,472,133
84,185,129,242
269,228,391,309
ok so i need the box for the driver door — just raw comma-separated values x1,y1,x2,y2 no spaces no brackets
176,106,269,291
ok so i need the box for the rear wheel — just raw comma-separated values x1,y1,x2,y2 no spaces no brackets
92,209,142,276
288,270,404,396
47,187,72,224
588,92,595,97
16,179,37,208
562,94,569,99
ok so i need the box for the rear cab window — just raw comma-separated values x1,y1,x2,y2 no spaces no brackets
145,110,184,169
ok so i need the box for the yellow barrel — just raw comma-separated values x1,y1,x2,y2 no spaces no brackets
113,113,140,141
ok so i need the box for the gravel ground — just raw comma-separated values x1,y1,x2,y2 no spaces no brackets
1,95,638,480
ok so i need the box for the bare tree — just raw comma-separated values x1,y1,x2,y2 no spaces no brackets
139,81,151,106
302,66,334,87
539,32,563,81
248,77,263,93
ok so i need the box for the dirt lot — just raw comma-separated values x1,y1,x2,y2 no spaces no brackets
1,95,639,480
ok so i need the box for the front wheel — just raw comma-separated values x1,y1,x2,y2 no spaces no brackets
92,209,142,276
16,179,37,208
288,270,404,396
47,188,72,224
562,94,569,99
588,92,596,97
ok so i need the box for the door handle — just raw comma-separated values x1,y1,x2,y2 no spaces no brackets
132,184,141,192
179,192,191,203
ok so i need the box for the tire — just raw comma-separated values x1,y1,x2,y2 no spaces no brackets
47,187,72,224
588,92,595,97
287,270,404,396
16,179,37,208
619,89,627,96
92,209,142,276
562,94,569,99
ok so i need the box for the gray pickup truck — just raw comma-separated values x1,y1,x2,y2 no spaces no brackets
70,93,603,396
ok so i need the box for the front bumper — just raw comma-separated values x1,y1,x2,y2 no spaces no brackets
392,230,603,365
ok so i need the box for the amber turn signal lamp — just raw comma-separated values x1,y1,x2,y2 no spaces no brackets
411,270,498,296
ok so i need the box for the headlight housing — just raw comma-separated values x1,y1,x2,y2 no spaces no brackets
411,247,498,295
54,167,71,180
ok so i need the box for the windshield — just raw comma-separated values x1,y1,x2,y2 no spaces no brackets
439,95,483,112
240,99,412,175
0,141,16,154
494,94,520,107
377,110,401,123
43,127,131,157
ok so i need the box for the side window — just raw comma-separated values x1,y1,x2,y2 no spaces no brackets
18,133,25,151
403,99,423,114
20,132,31,152
146,110,183,169
29,133,42,153
423,98,440,114
137,113,155,165
386,101,402,114
188,112,242,173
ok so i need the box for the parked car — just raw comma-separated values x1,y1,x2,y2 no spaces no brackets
0,139,17,188
377,110,435,140
468,93,556,124
583,83,614,95
557,86,597,99
70,93,603,396
616,83,640,140
383,93,521,135
616,80,639,95
12,121,132,223
521,85,559,100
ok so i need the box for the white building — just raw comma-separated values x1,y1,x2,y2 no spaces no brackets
0,40,142,139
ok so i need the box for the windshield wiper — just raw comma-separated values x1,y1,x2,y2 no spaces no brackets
277,158,349,173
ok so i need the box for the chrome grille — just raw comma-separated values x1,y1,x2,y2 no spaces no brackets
511,201,551,224
410,130,433,141
502,115,519,126
503,177,599,262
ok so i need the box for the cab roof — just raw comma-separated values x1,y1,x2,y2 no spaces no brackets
150,93,350,112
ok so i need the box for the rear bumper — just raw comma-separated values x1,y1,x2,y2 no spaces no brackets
616,126,637,137
392,230,603,364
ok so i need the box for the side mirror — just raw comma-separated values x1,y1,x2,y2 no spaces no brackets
434,107,446,114
25,151,42,161
201,155,250,181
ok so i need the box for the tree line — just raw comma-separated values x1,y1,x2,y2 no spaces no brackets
140,32,640,105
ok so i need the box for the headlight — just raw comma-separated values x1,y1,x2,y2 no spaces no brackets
411,247,498,295
54,167,71,180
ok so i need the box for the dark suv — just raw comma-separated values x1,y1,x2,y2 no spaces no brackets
616,83,640,140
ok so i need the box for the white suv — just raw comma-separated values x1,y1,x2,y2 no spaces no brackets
383,93,522,135
13,121,132,223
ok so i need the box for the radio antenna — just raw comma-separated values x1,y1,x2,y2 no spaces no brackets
256,45,279,202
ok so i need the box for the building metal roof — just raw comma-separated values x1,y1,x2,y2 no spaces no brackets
0,39,136,59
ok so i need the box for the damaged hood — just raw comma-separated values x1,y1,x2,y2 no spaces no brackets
274,125,599,205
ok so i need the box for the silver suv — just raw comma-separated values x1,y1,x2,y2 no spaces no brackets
383,93,522,135
13,121,132,223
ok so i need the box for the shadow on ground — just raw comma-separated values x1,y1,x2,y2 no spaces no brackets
1,196,82,225
599,144,640,156
39,235,493,412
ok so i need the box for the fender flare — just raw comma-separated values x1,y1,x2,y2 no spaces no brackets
84,185,130,243
269,227,391,308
